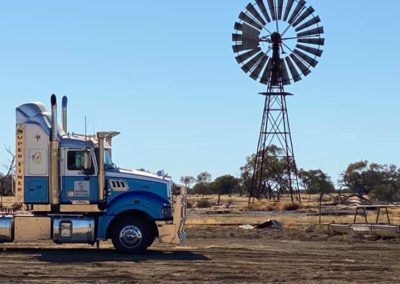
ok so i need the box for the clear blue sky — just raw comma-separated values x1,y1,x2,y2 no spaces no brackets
0,0,399,185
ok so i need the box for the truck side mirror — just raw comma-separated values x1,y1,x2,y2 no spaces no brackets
83,149,92,172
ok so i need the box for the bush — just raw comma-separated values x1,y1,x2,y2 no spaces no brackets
279,202,300,211
186,199,193,209
246,200,278,211
196,198,212,208
370,185,400,202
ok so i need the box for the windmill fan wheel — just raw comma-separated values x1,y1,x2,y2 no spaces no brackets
232,0,324,85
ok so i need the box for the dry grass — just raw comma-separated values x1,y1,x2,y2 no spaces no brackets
186,213,341,228
278,201,301,211
0,196,18,206
246,200,301,211
2,193,400,228
196,198,213,208
186,194,400,228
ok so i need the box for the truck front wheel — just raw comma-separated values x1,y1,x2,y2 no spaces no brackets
111,216,155,253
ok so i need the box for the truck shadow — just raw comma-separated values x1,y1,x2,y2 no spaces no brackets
0,248,209,263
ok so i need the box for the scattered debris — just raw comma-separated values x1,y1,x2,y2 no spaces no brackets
325,193,372,206
304,225,316,233
256,219,282,229
364,234,379,241
206,200,235,214
239,224,255,230
205,208,232,215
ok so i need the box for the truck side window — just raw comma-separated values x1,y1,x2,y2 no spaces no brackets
67,151,94,174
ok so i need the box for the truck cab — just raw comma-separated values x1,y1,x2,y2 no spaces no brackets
1,95,186,253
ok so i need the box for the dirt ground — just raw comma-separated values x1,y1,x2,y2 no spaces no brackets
0,225,399,284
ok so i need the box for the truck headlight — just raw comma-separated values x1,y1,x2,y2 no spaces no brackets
160,204,172,216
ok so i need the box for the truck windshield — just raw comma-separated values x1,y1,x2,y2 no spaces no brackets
104,149,115,169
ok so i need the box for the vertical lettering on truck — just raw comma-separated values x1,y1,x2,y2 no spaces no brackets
16,125,25,203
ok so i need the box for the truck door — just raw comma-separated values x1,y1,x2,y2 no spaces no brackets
60,148,99,204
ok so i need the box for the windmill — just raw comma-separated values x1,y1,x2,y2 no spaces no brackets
232,0,324,202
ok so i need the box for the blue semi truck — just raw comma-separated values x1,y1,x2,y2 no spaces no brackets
0,95,186,253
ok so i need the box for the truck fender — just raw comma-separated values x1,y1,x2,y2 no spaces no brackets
97,191,170,239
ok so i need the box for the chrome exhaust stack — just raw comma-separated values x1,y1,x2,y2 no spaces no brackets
50,94,60,210
61,96,68,133
97,132,105,208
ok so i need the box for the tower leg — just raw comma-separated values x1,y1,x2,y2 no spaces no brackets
250,87,301,203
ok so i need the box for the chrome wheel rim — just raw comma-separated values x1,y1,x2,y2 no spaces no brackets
119,225,142,248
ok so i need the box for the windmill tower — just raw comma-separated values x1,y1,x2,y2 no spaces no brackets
232,0,324,202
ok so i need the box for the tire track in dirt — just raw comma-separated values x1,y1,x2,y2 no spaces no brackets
0,226,398,283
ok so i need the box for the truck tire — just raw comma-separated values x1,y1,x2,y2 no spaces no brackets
111,216,155,253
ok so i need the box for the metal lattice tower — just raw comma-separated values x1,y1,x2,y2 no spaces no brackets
250,32,301,202
232,0,325,202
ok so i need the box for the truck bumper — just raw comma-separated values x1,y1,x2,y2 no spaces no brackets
157,188,187,244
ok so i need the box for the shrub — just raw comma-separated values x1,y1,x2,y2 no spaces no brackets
279,202,300,211
186,199,193,209
196,198,212,208
247,201,278,211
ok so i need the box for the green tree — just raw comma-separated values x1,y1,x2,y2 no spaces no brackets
340,161,385,195
211,175,239,205
192,172,212,196
298,169,335,194
369,164,400,202
239,145,292,200
180,176,196,192
340,161,400,202
197,172,211,183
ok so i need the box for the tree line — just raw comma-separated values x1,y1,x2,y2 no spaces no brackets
181,146,400,203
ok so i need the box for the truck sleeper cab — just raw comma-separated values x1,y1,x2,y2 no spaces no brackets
0,95,186,253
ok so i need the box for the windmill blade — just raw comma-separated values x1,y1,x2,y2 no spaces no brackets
260,58,273,84
232,36,258,50
280,59,291,85
255,0,271,23
235,48,262,64
232,44,246,53
232,33,241,42
242,23,261,49
241,51,264,73
267,0,277,21
292,6,315,28
288,0,306,25
246,3,266,26
277,0,284,20
242,38,259,49
283,0,295,21
297,26,324,37
293,49,318,67
239,12,263,30
285,56,302,82
234,22,243,32
296,44,323,57
290,53,311,76
243,23,261,40
298,37,325,46
295,16,321,32
250,55,269,80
